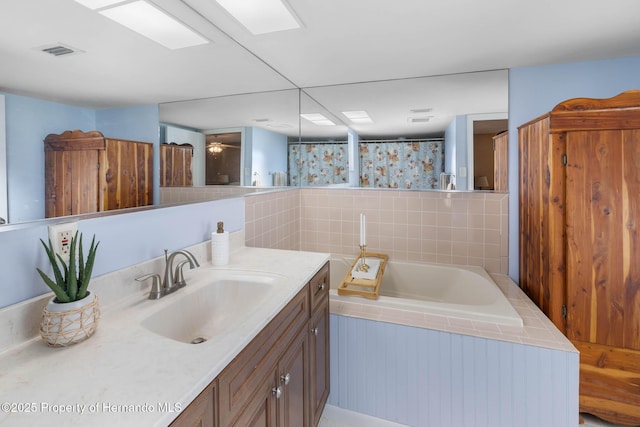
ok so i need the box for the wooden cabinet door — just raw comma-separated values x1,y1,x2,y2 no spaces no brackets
103,138,153,211
565,129,640,350
309,299,330,427
278,328,309,427
171,382,216,427
45,145,101,218
161,144,193,187
231,371,278,427
493,132,508,192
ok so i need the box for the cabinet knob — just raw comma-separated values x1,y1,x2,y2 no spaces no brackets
318,281,325,291
311,327,319,336
280,373,291,385
272,386,282,399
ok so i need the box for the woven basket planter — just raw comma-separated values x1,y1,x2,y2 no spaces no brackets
40,292,100,347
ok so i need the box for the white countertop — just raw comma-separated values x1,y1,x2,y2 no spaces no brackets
0,247,329,427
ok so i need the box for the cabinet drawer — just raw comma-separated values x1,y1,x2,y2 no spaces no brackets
218,286,309,426
309,262,329,313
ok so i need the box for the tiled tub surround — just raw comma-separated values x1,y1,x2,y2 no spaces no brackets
328,266,579,427
245,188,301,250
244,188,578,426
0,236,329,426
245,188,508,275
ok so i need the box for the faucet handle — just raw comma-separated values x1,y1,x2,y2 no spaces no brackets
173,260,190,289
135,273,163,300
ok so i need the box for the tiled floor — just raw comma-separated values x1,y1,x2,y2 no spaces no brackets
319,405,629,427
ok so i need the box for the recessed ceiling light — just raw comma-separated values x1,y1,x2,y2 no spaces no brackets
215,0,301,35
301,113,335,126
74,0,126,10
342,110,373,124
99,1,209,50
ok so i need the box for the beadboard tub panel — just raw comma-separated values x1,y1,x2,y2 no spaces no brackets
328,314,579,427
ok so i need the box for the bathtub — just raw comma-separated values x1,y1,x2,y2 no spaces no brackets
330,258,523,327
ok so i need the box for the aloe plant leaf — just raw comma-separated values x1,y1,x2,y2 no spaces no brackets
36,268,70,303
78,236,99,299
78,233,85,299
39,238,66,294
67,231,78,301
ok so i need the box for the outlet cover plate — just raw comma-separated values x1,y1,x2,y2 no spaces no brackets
48,222,78,262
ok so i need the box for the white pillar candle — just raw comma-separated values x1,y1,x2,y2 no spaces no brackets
360,213,366,246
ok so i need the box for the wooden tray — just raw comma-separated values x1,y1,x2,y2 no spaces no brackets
337,253,388,299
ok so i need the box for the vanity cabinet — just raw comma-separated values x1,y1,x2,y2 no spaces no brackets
44,130,153,218
519,91,640,425
172,262,329,427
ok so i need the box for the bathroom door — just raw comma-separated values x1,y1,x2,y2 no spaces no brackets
564,128,640,350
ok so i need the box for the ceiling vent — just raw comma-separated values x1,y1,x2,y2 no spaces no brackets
38,43,84,57
408,117,432,123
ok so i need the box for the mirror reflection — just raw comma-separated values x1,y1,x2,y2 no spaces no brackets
1,70,507,225
160,89,300,187
158,70,508,192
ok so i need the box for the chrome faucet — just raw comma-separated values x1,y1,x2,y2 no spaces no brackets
135,249,200,299
163,249,200,294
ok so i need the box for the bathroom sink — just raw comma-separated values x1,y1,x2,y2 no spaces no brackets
140,271,281,344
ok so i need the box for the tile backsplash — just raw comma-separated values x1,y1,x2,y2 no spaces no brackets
246,188,508,274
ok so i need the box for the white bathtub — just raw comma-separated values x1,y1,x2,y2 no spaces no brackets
330,258,523,327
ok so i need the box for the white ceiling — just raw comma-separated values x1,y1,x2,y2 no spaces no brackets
1,0,639,137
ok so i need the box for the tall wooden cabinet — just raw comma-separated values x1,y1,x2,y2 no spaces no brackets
160,143,193,187
44,130,153,218
519,91,640,426
493,131,508,192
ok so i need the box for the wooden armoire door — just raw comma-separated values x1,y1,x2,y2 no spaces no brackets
565,128,640,425
565,129,640,348
45,136,102,218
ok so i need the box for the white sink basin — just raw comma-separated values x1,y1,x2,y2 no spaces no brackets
140,271,281,344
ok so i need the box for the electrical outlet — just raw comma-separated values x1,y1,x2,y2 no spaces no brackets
48,222,78,262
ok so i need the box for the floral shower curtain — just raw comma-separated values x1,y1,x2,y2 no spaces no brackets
288,143,348,186
359,139,444,190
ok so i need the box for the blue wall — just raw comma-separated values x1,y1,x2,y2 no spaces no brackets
0,197,244,308
4,93,95,222
508,55,640,281
2,93,160,222
250,127,287,186
443,115,468,190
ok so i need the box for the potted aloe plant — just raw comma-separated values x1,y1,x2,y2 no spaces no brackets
37,231,100,347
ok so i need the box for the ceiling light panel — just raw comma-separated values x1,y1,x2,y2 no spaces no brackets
215,0,301,35
99,1,209,49
301,113,335,126
74,0,127,10
342,110,373,124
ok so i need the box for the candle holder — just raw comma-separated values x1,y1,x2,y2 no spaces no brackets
357,244,369,272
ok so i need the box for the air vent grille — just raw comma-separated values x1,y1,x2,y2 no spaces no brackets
408,117,432,123
37,43,83,57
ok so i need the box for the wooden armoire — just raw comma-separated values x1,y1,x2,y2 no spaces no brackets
160,143,193,187
519,91,640,426
44,130,153,218
493,131,508,192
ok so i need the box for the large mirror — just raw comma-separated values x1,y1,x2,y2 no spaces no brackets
0,1,508,226
158,69,508,192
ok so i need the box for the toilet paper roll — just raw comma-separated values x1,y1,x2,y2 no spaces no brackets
211,231,229,266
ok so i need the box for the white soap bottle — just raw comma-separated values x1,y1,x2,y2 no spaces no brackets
211,221,229,266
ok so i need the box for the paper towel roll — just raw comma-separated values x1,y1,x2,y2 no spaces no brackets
211,231,229,266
